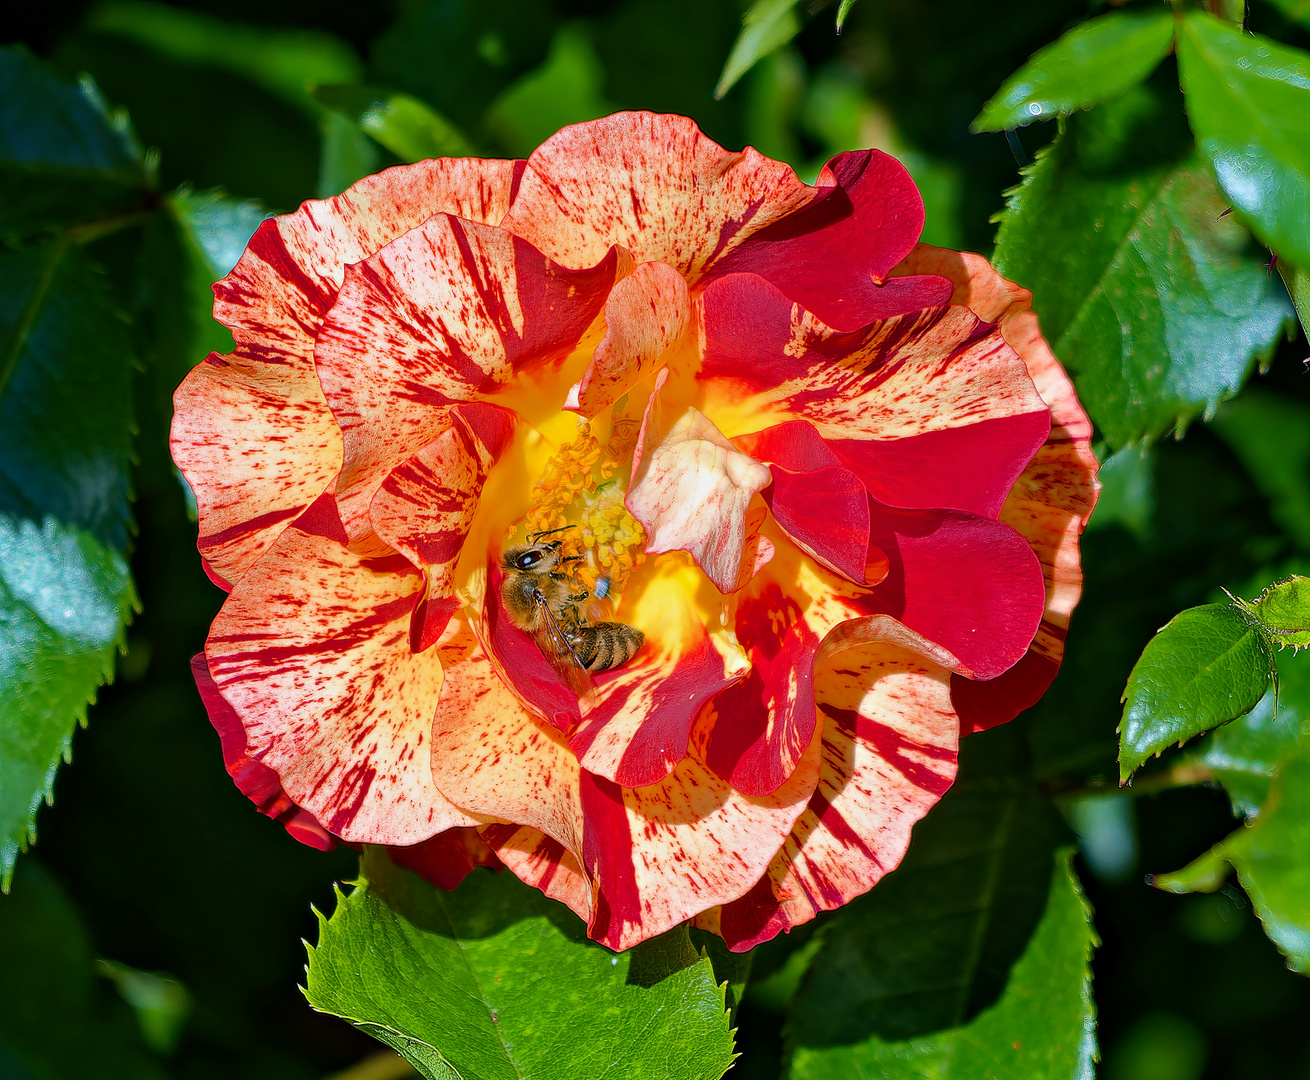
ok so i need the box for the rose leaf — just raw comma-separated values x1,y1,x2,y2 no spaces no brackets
993,82,1294,450
972,9,1176,133
305,847,737,1080
1119,604,1275,784
1178,13,1310,269
714,0,803,99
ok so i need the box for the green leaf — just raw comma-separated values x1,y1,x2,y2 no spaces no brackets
835,0,859,32
485,25,615,157
1250,576,1310,643
1085,444,1154,540
1156,735,1310,972
972,9,1175,132
87,0,361,116
317,110,382,199
1210,390,1310,550
787,850,1096,1079
1265,0,1310,30
0,45,148,240
313,85,476,162
1119,604,1275,783
1178,12,1310,268
1278,259,1310,339
993,83,1294,450
0,859,168,1077
305,848,736,1080
0,516,135,889
715,0,803,100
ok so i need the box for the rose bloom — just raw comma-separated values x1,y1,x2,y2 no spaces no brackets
173,113,1097,951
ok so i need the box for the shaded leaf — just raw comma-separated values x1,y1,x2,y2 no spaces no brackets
1210,390,1310,550
1156,735,1310,973
87,0,361,116
1119,604,1274,783
973,9,1175,132
317,110,381,199
1085,444,1154,541
716,0,803,99
485,25,614,157
787,850,1096,1079
835,0,859,32
0,45,147,241
1265,0,1310,29
993,83,1294,449
1178,13,1310,268
313,85,475,162
1278,258,1310,339
305,848,736,1080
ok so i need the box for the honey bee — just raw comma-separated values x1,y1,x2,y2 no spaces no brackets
500,529,644,700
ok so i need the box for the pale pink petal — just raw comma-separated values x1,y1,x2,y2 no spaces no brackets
314,214,624,545
172,158,517,585
501,112,814,279
566,260,691,418
627,371,773,594
204,493,479,845
703,631,959,951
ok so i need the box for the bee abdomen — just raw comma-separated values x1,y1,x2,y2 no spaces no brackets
575,622,644,673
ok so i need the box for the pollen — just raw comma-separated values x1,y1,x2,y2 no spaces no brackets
517,415,648,597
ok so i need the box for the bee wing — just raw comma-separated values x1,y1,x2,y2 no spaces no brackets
530,591,597,711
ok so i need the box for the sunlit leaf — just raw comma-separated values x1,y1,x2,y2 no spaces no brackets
973,9,1175,132
1119,604,1275,783
1178,12,1310,268
1278,259,1310,339
993,84,1294,450
788,850,1096,1079
715,0,803,100
305,848,737,1080
313,85,476,162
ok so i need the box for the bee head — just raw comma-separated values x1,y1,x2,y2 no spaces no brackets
503,542,560,573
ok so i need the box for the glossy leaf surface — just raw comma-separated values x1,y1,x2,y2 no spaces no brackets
1119,604,1274,783
1178,13,1310,268
973,9,1175,132
306,849,736,1080
993,85,1293,449
313,85,476,162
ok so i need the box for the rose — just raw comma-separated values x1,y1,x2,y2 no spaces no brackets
173,112,1097,951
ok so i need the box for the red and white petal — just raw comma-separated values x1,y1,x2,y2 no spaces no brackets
704,634,959,951
190,652,335,850
480,825,593,922
172,158,518,585
370,403,517,650
427,626,586,852
698,272,1051,519
385,827,502,891
580,718,822,952
314,214,624,544
566,261,691,418
628,372,773,594
501,112,814,280
204,494,478,846
703,150,952,331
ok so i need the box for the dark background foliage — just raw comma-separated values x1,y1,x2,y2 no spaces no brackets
3,1,1310,1078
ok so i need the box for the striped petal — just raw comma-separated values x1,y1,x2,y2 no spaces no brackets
700,630,959,951
891,247,1099,731
628,371,774,594
204,493,479,845
697,272,1051,519
501,112,815,279
314,214,625,545
370,403,517,650
172,158,518,585
479,825,593,922
703,150,952,331
566,260,691,418
580,716,822,951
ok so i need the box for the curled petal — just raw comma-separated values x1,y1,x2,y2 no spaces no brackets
204,493,479,845
172,158,517,585
701,634,959,951
704,150,953,331
566,260,691,418
370,403,517,650
698,272,1051,519
385,828,502,891
480,825,592,922
502,111,815,278
581,719,822,951
190,652,334,850
628,372,773,594
315,214,624,544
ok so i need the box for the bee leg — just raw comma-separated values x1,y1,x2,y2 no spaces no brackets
569,590,589,602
